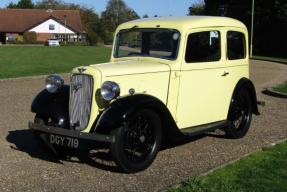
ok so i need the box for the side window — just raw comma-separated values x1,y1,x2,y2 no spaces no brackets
227,31,246,60
185,31,221,63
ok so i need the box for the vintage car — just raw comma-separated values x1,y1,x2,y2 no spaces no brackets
29,16,259,173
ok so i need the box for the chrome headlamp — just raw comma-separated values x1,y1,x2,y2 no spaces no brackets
100,81,120,101
45,74,64,94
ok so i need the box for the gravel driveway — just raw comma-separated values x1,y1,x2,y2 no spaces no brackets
0,60,286,192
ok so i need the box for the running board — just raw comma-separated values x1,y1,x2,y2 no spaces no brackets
180,120,230,136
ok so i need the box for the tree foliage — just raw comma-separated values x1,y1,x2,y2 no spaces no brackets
23,31,37,43
188,2,205,15
143,14,149,18
191,0,287,57
7,0,34,9
35,0,79,10
101,0,139,32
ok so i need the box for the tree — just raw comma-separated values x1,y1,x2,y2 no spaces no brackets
17,0,34,8
143,14,149,18
35,0,76,9
7,0,34,9
7,3,17,8
203,0,287,57
79,7,102,45
23,31,37,43
188,2,205,15
101,0,139,32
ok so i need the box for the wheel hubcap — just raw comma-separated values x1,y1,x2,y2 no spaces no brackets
139,135,146,143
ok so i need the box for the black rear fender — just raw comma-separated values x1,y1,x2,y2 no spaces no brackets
231,78,260,115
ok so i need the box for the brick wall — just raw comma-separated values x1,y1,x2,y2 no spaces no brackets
36,33,53,42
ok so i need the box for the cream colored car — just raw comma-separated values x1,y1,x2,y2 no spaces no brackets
29,16,259,173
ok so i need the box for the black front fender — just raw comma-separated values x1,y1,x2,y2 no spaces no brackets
95,94,178,136
31,85,70,120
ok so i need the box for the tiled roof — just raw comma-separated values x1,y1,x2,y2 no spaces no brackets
0,9,85,33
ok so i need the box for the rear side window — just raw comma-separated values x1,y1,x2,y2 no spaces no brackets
185,31,221,63
227,31,246,60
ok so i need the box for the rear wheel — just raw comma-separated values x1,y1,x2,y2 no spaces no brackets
110,109,162,173
226,89,253,138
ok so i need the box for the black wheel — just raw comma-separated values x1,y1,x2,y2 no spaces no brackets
226,89,253,138
110,109,162,173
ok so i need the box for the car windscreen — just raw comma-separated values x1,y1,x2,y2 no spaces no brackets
114,28,180,60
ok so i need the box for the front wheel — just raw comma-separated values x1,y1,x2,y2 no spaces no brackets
226,89,253,139
110,109,162,173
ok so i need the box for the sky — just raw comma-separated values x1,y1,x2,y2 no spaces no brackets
0,0,202,17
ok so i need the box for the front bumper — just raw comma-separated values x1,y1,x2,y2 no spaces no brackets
28,122,114,143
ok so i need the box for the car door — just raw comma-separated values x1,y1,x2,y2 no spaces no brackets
176,28,231,129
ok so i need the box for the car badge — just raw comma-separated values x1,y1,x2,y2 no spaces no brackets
78,67,86,74
73,83,82,92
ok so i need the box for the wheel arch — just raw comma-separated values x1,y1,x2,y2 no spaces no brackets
230,78,260,115
31,85,70,124
94,94,180,137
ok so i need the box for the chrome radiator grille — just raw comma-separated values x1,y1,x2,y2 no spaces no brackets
69,75,93,130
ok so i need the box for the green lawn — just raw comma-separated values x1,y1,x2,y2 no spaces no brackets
252,55,287,64
168,141,287,192
273,83,287,94
0,46,112,79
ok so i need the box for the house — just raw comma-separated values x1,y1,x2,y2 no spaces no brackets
0,9,86,44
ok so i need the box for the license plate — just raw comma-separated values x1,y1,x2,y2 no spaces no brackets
49,134,79,149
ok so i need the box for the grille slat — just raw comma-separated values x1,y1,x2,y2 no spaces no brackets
69,75,93,130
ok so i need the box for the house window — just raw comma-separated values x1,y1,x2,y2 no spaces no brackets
49,24,55,30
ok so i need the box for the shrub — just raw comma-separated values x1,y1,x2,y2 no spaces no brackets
59,41,89,46
103,32,114,45
23,31,37,44
88,32,101,45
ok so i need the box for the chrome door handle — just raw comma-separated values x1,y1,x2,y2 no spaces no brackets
222,71,229,76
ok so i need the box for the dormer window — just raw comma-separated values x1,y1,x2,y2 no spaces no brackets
49,24,55,30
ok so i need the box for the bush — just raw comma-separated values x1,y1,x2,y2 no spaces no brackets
103,32,114,45
87,32,103,45
59,41,89,46
23,31,37,44
15,34,23,42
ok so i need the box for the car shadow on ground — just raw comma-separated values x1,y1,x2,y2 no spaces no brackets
6,129,63,164
6,129,225,173
6,129,120,172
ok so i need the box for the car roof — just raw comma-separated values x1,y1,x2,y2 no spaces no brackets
116,16,247,33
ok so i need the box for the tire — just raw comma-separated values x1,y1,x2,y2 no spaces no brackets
226,89,253,139
110,109,162,173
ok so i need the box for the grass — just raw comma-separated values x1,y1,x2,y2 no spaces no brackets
168,141,287,192
0,46,112,79
272,82,287,94
252,55,287,64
